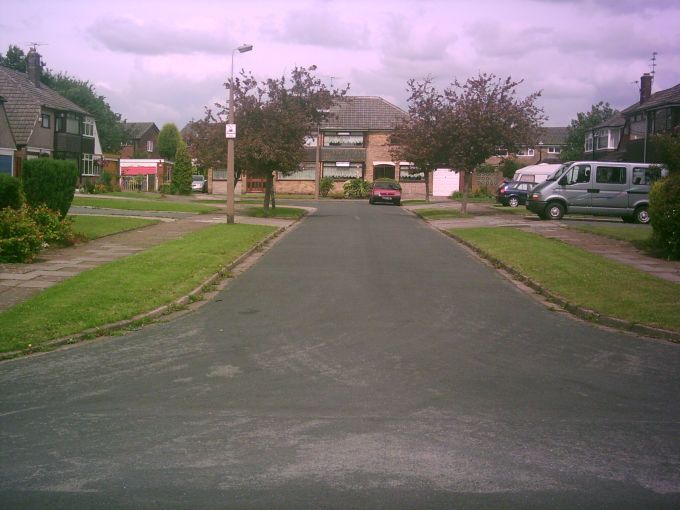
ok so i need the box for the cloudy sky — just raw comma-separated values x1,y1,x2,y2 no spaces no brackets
2,0,679,130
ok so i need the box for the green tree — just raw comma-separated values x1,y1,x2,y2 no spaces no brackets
561,102,618,161
389,77,448,202
172,140,193,195
0,44,27,72
499,158,527,179
229,66,347,209
158,123,181,160
443,73,545,213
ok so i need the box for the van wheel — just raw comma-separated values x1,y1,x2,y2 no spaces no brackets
547,202,565,220
634,206,650,224
508,196,520,208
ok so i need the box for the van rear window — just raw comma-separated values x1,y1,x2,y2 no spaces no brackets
632,167,662,185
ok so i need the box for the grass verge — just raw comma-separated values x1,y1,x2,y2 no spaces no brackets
0,224,276,353
72,196,220,214
570,224,652,243
415,208,471,220
243,206,307,219
70,215,159,240
450,227,680,332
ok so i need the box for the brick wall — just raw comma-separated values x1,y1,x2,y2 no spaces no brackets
276,180,315,195
365,132,394,181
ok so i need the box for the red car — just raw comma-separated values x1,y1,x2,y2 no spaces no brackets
369,180,402,206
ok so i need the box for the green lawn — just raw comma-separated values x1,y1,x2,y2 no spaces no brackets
242,193,314,200
450,227,680,332
415,208,471,220
402,200,431,205
243,206,307,219
70,215,159,240
72,196,220,214
570,224,653,243
0,224,276,353
96,191,165,200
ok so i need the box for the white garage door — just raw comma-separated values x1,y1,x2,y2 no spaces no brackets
433,169,460,197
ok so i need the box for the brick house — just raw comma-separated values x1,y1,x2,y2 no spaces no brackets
0,49,103,180
486,126,569,166
583,73,680,162
120,122,160,159
251,96,432,199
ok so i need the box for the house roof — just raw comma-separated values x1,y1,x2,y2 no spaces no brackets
321,96,407,131
622,82,680,115
593,113,626,130
0,97,16,149
0,64,89,145
537,126,568,145
122,122,159,139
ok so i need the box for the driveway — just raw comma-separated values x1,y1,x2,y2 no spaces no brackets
1,201,679,509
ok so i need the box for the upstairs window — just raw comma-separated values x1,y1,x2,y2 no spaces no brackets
55,113,81,134
147,140,154,152
323,132,364,147
303,135,318,147
41,114,50,129
83,119,94,137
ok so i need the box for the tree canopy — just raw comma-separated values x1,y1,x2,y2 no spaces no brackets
158,123,181,160
390,73,544,209
561,101,618,162
196,65,347,208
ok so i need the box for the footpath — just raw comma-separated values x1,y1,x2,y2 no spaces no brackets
0,210,295,312
406,201,680,284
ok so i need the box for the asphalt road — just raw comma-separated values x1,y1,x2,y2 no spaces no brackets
1,201,679,509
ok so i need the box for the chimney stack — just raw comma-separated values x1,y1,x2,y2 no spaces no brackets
640,73,652,104
26,48,42,88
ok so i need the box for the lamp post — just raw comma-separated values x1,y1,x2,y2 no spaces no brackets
226,43,253,224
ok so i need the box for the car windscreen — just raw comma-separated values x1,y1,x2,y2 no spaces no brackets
192,175,204,181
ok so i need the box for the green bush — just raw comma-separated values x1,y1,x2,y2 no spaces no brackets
319,176,334,197
343,178,372,199
159,183,173,195
98,169,119,192
22,158,79,218
0,174,24,209
29,205,75,246
650,173,680,259
83,179,96,194
498,159,527,179
0,206,43,262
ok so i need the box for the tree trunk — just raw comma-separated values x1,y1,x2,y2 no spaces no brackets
461,170,469,214
263,176,272,211
271,173,276,210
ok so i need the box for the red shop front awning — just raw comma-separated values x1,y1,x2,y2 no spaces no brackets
121,165,158,176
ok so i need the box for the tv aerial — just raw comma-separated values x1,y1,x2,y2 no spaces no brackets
26,42,48,51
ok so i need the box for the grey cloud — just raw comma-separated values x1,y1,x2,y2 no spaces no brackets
378,16,456,62
270,10,369,49
87,17,233,55
466,21,555,58
529,0,678,13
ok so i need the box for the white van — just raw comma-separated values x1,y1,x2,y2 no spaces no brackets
512,163,563,184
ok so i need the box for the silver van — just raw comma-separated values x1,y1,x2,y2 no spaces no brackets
526,161,666,224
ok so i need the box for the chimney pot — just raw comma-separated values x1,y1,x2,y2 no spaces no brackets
640,73,652,104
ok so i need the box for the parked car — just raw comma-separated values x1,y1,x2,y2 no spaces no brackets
369,180,402,205
191,175,207,193
496,180,536,207
526,161,667,223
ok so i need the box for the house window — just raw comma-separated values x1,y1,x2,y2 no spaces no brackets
147,140,154,152
41,114,50,129
323,132,364,147
55,113,81,134
399,163,423,181
279,162,316,180
652,108,673,133
81,153,100,176
547,146,561,154
322,162,362,179
496,148,508,157
585,133,593,152
303,135,318,147
594,128,620,150
83,119,94,137
516,147,534,157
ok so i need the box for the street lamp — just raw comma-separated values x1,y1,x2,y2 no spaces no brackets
226,43,253,224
